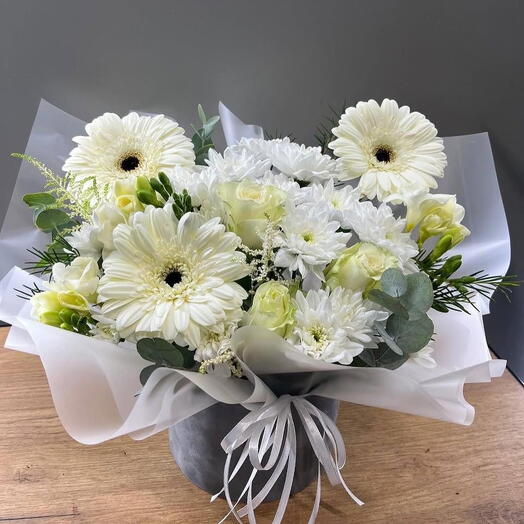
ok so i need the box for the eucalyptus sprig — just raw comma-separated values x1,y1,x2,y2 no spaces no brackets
355,268,434,370
416,249,518,313
136,337,199,385
191,104,220,165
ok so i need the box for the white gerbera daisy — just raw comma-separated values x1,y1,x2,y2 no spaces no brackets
345,200,418,269
63,112,195,198
302,179,359,228
330,99,447,201
289,287,380,364
97,206,249,347
274,206,351,287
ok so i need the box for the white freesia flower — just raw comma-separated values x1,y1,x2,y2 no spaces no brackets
330,99,447,201
395,190,470,246
409,345,437,368
97,206,249,347
345,200,418,269
289,287,381,364
63,112,195,198
50,257,100,302
302,179,359,228
274,206,351,287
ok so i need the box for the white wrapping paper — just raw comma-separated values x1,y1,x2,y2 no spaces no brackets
0,266,505,448
0,102,507,495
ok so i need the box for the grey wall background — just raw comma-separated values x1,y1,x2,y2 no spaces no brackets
1,0,523,379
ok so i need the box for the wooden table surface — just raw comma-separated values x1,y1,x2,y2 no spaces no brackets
0,327,523,523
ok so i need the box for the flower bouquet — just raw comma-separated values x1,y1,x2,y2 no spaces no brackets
0,98,514,523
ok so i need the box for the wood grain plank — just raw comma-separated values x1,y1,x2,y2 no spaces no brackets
0,327,523,523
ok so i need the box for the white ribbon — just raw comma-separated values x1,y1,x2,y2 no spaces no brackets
213,394,363,523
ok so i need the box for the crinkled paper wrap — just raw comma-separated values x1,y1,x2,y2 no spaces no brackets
0,101,509,448
0,266,505,445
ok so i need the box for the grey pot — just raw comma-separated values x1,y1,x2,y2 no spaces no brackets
168,373,339,502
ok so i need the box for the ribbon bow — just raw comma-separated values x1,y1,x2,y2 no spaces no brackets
212,394,363,523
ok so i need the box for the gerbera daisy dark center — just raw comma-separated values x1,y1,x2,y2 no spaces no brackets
164,269,183,287
120,155,140,172
374,146,394,163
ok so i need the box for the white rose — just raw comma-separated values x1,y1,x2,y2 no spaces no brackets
50,256,100,302
217,180,286,248
325,242,399,292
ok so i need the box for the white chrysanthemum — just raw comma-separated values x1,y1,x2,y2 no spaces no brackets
302,180,359,228
274,206,351,287
167,165,226,221
257,171,306,206
63,112,195,198
345,200,418,269
264,138,339,182
330,99,447,201
68,222,103,260
97,206,249,347
289,287,380,364
205,147,270,181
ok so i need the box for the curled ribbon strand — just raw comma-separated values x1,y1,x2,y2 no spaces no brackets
213,394,364,523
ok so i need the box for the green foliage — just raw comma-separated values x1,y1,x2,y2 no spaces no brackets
354,343,409,370
14,282,44,300
172,190,193,220
23,192,56,208
58,309,92,335
191,104,220,165
34,208,71,232
25,234,79,276
314,103,346,156
13,153,96,221
365,268,435,368
416,251,519,313
135,174,194,219
136,337,198,385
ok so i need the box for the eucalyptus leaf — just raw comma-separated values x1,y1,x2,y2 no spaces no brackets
34,208,70,232
140,364,160,386
367,289,409,318
381,268,407,297
137,337,184,368
373,343,409,369
401,272,434,313
386,314,434,353
375,322,404,355
23,192,56,208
